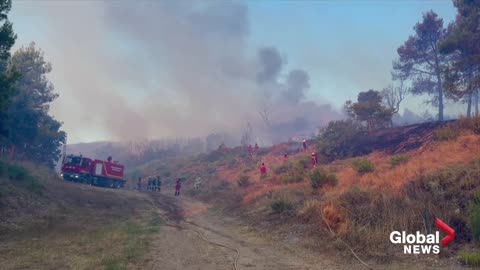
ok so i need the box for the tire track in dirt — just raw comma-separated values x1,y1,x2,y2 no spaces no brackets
146,193,353,270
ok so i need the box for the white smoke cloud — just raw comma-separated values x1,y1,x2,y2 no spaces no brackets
11,1,341,144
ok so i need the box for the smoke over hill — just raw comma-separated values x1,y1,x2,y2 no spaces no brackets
27,1,341,144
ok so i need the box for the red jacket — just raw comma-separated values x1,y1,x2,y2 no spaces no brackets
311,153,317,165
260,165,267,174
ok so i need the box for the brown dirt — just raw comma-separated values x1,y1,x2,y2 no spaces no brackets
145,193,352,270
142,193,466,270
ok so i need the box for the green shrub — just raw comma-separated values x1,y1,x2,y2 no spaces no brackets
273,163,290,175
389,154,409,168
458,116,480,134
352,159,375,174
7,164,28,180
317,120,370,161
470,192,480,242
280,174,300,184
0,161,44,193
297,156,312,169
460,251,480,267
279,162,305,184
237,175,250,188
434,126,459,141
310,168,337,189
271,200,293,214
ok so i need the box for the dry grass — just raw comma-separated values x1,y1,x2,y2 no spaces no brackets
191,128,480,259
0,212,162,270
332,133,480,193
212,133,480,209
0,161,162,270
131,124,480,260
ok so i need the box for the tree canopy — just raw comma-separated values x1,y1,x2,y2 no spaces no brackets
0,0,16,140
394,11,449,121
345,90,394,130
2,42,66,168
440,0,480,117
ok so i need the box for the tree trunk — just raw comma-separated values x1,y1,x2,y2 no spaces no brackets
436,72,444,121
475,89,479,117
467,92,472,118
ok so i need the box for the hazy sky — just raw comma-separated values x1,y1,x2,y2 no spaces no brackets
9,0,457,143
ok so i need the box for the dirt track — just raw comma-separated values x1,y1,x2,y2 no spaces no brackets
142,193,467,270
145,193,365,270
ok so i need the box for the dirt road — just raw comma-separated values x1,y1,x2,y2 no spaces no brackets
143,194,363,270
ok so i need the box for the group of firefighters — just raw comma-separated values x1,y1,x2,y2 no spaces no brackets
137,176,182,196
247,143,260,158
136,139,316,194
259,139,317,177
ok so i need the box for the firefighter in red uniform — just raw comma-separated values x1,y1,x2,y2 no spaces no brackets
311,152,318,168
175,179,181,196
254,143,260,153
260,162,267,177
283,153,288,162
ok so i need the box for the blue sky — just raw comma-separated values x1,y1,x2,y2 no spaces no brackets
247,1,456,102
9,1,458,143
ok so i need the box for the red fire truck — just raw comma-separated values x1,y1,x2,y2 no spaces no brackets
60,155,126,188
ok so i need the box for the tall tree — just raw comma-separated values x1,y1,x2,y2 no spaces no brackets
440,0,480,117
394,11,449,121
6,42,65,168
345,90,394,130
0,0,17,140
382,78,409,115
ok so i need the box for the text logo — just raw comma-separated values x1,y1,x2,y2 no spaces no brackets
389,218,454,254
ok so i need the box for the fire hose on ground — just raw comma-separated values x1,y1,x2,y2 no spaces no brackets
149,199,240,270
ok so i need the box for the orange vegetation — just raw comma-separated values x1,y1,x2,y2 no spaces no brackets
215,132,480,205
331,133,480,193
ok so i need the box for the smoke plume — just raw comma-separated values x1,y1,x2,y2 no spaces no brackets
13,1,341,144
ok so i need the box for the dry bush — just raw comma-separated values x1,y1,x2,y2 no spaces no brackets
335,187,425,255
298,200,348,235
330,134,480,193
322,204,348,234
298,200,323,224
434,126,459,141
310,168,337,189
237,175,251,188
273,160,306,184
457,116,480,134
329,159,480,257
389,154,409,168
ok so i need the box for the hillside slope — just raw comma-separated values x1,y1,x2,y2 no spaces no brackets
136,119,480,267
0,161,161,270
